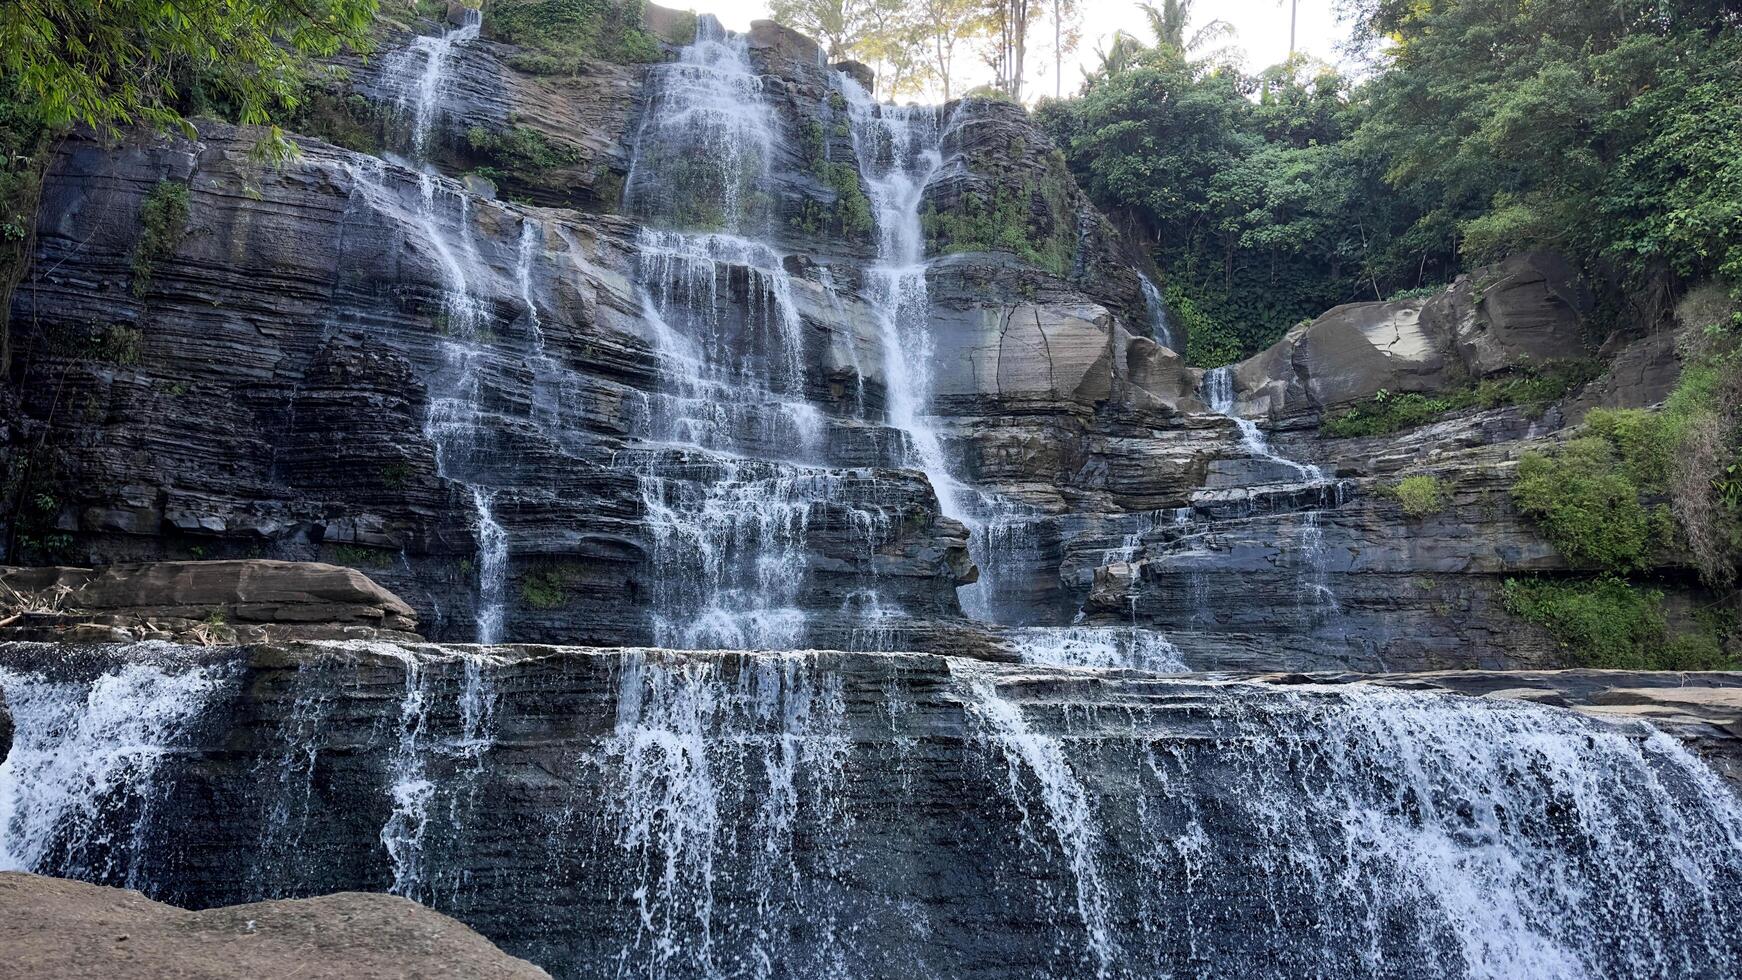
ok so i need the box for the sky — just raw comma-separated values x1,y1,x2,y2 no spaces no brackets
676,1,1355,100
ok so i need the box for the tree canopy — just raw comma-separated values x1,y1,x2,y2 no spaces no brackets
0,0,378,150
1037,0,1742,364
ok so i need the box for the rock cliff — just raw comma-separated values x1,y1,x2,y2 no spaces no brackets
0,5,1725,666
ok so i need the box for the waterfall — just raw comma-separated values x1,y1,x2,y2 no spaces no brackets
836,77,957,512
4,645,1741,977
0,652,230,882
616,20,910,650
364,10,515,642
837,74,1046,625
959,671,1119,977
625,16,776,233
606,650,852,977
1202,366,1324,482
1137,274,1177,352
516,218,545,348
384,7,483,158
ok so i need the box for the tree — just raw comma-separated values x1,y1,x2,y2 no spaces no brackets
0,0,378,377
1046,0,1082,99
981,0,1041,101
0,0,377,149
858,2,929,97
769,0,873,59
911,0,988,101
1138,0,1232,57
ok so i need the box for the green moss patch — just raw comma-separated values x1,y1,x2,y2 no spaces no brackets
487,0,663,71
1321,360,1600,438
131,181,190,298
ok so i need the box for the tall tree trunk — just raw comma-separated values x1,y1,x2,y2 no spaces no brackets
1054,3,1062,98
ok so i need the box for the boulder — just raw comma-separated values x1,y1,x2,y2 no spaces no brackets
747,19,822,70
0,872,550,979
1448,251,1593,377
1221,252,1594,419
1290,300,1454,408
0,561,420,641
833,59,874,91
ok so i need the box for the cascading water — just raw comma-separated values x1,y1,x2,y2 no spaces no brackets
384,8,484,158
363,12,511,642
836,74,1049,627
5,644,1738,979
616,19,910,650
624,16,775,233
1202,366,1323,482
1005,626,1188,673
1137,274,1178,352
0,651,231,883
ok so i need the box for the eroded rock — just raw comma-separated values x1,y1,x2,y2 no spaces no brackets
0,872,550,980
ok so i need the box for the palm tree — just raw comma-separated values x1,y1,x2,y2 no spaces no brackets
1137,0,1232,55
1091,30,1148,77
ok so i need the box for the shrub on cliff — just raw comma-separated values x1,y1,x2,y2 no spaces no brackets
130,181,191,298
1512,437,1670,574
486,0,662,70
1388,475,1446,519
1501,577,1733,670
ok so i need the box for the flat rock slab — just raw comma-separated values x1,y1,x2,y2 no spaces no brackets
2,560,418,633
0,872,549,980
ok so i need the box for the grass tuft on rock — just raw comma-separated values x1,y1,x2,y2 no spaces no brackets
131,180,191,297
1388,475,1447,518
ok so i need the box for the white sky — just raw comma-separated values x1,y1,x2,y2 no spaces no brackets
678,1,1354,100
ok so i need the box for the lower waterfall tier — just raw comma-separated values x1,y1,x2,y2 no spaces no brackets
1,641,1739,980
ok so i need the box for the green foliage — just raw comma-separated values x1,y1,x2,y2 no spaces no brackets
464,125,582,187
93,324,142,365
1388,475,1446,518
130,180,190,298
334,543,394,567
1501,577,1733,670
1043,1,1742,357
817,162,872,240
923,183,1073,276
520,569,567,609
1167,285,1240,367
290,89,378,155
487,0,663,71
0,0,377,160
0,77,48,245
0,73,50,373
1321,361,1600,438
1512,437,1671,573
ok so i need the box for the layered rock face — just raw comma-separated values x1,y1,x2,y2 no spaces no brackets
1,2,1725,679
1,13,1184,659
1,640,1739,980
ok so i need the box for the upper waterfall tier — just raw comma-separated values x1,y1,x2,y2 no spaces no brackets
3,9,1690,671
